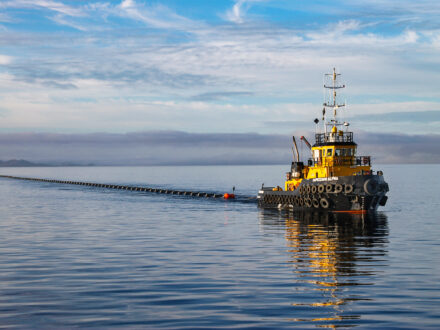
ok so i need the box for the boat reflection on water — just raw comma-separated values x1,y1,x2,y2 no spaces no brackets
259,210,389,328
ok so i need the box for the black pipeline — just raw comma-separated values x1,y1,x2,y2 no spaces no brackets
0,175,228,199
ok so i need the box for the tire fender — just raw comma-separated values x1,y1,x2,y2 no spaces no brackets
364,179,378,195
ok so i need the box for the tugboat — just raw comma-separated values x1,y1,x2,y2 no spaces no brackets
258,68,389,213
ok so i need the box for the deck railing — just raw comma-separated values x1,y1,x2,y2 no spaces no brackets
307,156,371,167
315,131,353,144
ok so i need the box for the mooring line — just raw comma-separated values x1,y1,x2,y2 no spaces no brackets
0,174,250,201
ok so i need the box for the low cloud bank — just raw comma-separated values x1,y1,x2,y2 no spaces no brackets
0,130,439,165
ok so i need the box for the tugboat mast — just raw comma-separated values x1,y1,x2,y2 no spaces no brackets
323,68,346,133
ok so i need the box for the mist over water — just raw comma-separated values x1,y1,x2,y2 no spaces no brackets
0,164,439,328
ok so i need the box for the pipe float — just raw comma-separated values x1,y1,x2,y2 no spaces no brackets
0,175,238,200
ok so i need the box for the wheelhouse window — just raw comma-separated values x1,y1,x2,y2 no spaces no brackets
313,149,320,159
343,148,355,156
326,149,333,156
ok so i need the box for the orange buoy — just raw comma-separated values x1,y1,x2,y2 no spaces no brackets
223,193,235,199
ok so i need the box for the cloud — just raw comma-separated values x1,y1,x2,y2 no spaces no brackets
226,0,245,23
1,0,440,135
225,0,266,23
5,57,215,91
0,13,13,23
0,54,12,65
43,81,77,90
356,131,440,164
352,110,440,123
0,0,84,17
0,131,290,165
190,91,254,101
50,14,88,31
115,0,199,30
0,130,439,165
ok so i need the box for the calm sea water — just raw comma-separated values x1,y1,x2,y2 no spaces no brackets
0,164,439,328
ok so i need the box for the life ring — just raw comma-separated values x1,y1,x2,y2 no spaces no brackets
364,179,378,195
311,185,317,194
320,197,329,209
334,184,343,194
312,198,320,208
344,184,354,194
325,183,333,193
318,184,325,193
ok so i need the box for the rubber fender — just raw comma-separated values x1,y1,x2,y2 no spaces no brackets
320,197,329,209
311,185,317,194
289,196,295,204
381,183,389,192
318,184,325,194
334,184,343,194
325,183,333,193
312,198,320,208
379,195,388,206
364,179,379,195
293,196,298,206
304,197,312,208
344,184,354,194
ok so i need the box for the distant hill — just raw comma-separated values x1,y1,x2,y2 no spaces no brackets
0,159,95,167
0,159,48,167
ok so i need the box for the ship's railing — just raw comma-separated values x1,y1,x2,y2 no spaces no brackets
307,156,371,167
315,131,353,144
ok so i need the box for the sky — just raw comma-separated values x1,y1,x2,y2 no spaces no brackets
0,0,440,164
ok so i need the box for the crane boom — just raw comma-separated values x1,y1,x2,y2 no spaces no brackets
300,136,312,149
292,136,299,162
